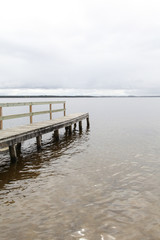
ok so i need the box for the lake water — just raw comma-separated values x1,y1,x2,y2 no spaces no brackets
0,97,160,240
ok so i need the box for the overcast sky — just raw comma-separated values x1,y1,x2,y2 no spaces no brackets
0,0,160,95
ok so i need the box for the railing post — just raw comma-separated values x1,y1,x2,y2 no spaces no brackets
50,104,52,120
0,107,2,130
64,102,66,116
0,101,66,129
29,104,33,124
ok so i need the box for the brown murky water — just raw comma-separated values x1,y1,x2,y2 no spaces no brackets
0,97,160,240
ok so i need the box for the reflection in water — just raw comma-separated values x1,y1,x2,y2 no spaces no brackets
0,98,160,240
0,129,89,189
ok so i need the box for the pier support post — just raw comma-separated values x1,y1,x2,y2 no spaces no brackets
73,123,77,131
9,145,17,163
54,129,59,141
79,121,82,132
65,126,69,133
36,135,42,150
16,142,22,155
68,125,72,135
86,117,90,128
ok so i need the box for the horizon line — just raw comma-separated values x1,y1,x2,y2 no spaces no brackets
0,95,160,98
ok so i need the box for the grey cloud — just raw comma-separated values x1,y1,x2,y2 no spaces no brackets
0,0,160,94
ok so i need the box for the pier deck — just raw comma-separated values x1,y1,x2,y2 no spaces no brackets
0,113,89,148
0,100,89,162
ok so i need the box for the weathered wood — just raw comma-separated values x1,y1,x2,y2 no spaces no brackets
0,109,65,121
54,129,59,141
0,107,2,130
9,145,17,162
51,109,64,113
0,113,89,157
16,142,21,151
0,101,65,107
0,100,89,164
29,105,33,124
0,101,65,126
36,135,42,150
74,123,77,130
64,103,66,116
79,121,82,132
0,112,32,120
16,142,22,155
50,104,52,120
65,126,69,133
86,117,90,128
68,125,72,135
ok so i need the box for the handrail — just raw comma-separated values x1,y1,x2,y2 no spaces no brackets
0,101,65,107
0,101,66,130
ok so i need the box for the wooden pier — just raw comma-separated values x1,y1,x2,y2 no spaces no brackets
0,101,89,162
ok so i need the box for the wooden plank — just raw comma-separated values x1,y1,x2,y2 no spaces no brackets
52,109,65,113
0,101,65,126
0,101,65,107
32,109,64,116
0,109,65,121
0,113,31,121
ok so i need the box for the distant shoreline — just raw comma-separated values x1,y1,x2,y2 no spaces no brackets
0,95,160,98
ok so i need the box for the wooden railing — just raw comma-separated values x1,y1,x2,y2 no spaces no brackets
0,101,66,130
